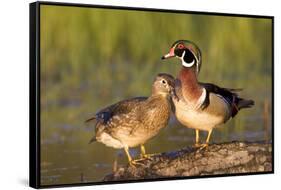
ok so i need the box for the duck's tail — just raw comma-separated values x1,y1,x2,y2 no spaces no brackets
231,97,254,117
85,116,96,123
237,98,255,110
85,116,98,144
88,136,96,144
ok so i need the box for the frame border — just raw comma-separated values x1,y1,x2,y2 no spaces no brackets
29,1,274,188
30,2,41,188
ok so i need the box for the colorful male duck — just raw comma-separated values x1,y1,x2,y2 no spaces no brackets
162,40,254,148
86,74,175,165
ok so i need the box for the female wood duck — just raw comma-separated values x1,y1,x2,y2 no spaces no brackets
86,73,175,165
161,40,254,148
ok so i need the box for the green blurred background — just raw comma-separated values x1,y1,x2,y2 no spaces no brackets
40,5,272,186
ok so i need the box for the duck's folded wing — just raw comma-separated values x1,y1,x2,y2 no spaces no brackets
86,97,147,124
199,82,240,110
199,82,254,117
200,82,242,95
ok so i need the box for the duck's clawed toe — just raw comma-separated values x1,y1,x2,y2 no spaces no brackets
193,143,202,148
193,143,209,150
129,160,146,167
199,143,209,150
141,153,158,159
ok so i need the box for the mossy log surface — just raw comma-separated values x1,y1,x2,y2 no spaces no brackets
104,142,272,181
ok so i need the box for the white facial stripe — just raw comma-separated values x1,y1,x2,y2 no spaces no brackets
181,51,195,67
194,51,200,73
196,88,207,109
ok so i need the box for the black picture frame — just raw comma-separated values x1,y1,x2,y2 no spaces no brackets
29,1,274,188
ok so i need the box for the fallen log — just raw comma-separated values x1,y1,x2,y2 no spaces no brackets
104,141,272,181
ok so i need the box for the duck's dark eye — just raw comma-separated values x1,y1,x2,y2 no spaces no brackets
161,80,166,84
178,44,185,49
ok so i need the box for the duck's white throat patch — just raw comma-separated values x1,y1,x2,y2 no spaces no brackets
181,51,195,67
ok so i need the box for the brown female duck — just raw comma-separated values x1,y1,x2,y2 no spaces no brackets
162,40,254,148
86,73,175,165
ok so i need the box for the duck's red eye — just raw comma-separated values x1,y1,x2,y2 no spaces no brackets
178,44,185,49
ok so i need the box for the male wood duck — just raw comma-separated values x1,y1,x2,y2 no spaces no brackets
86,73,175,165
161,40,254,148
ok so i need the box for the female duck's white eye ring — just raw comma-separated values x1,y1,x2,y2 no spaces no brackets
161,80,166,84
